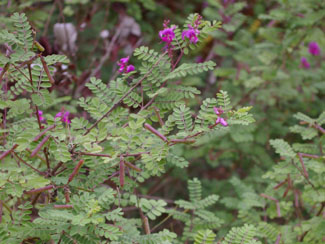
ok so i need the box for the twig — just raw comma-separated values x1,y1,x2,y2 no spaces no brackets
67,159,84,184
40,56,55,85
0,144,18,160
33,125,56,142
13,152,45,175
119,157,125,188
31,135,51,157
25,185,54,194
144,123,168,142
260,193,281,217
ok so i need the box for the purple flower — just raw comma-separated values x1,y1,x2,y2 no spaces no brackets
308,42,321,56
182,25,200,44
300,57,310,69
119,56,129,64
38,110,45,122
216,117,228,127
55,111,71,124
118,56,135,73
159,26,176,44
126,65,135,73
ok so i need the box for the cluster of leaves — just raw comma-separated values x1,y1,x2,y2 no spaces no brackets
0,0,325,243
0,11,254,243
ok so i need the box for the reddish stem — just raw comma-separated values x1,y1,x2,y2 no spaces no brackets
144,123,168,142
54,205,73,209
31,135,50,157
67,159,84,184
25,185,54,194
33,125,56,142
119,158,125,187
0,144,18,161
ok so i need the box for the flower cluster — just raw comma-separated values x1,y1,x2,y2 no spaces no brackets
308,42,321,56
213,107,228,127
300,42,321,69
38,110,45,122
159,20,176,46
182,25,200,44
55,110,71,124
117,56,135,73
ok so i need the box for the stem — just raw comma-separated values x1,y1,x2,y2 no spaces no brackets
13,152,45,175
40,56,55,85
25,185,54,194
0,144,18,160
30,135,50,157
144,123,168,142
67,159,84,184
33,125,56,142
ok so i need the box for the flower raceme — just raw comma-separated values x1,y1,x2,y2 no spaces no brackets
55,111,71,124
300,57,310,69
159,24,176,44
38,110,45,122
117,56,135,73
308,42,321,56
213,107,228,127
182,25,200,44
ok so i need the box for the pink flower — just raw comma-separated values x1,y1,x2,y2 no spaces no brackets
182,25,200,44
118,56,135,73
38,110,45,122
159,26,176,44
214,107,228,126
216,117,228,127
308,42,321,56
55,111,71,124
300,57,310,69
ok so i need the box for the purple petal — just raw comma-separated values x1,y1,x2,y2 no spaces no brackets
126,65,135,73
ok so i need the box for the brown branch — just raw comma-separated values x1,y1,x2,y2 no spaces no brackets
260,193,281,217
124,161,142,172
54,205,73,209
144,123,168,142
33,125,56,142
40,56,55,85
13,152,45,175
67,159,84,184
25,185,54,194
119,157,125,188
0,144,18,160
0,63,10,85
297,153,309,178
30,135,50,157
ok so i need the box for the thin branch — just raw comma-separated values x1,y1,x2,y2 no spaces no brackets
30,135,50,157
0,144,18,160
40,56,55,85
33,125,56,142
13,152,45,175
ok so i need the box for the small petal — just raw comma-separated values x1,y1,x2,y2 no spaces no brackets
38,110,43,116
55,112,62,119
213,107,223,115
119,56,130,64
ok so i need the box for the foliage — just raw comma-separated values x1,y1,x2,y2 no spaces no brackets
0,0,325,243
